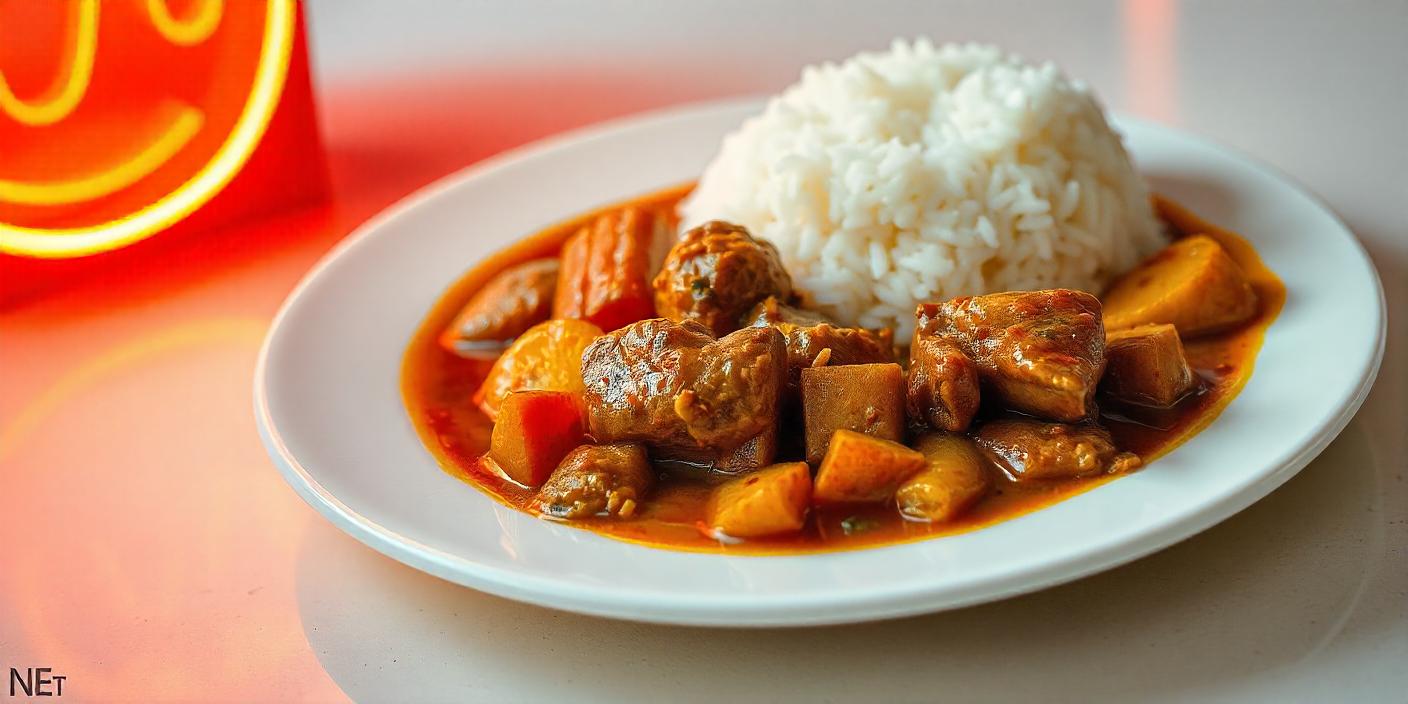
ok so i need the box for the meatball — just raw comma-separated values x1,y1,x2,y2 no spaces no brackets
652,221,793,337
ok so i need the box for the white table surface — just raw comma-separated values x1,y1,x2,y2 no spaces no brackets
3,1,1404,702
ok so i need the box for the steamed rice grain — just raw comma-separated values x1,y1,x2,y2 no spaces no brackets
679,40,1164,343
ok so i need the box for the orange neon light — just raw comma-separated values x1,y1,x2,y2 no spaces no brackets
0,0,297,259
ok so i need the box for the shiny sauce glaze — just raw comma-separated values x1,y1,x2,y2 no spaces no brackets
401,186,1285,554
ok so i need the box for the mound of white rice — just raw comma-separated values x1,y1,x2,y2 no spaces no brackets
680,40,1164,343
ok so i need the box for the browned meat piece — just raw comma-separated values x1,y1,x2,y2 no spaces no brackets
580,318,787,460
800,363,906,465
652,221,793,337
748,296,894,392
1102,324,1197,406
916,289,1106,422
906,335,981,432
1103,234,1258,337
533,443,655,519
439,258,559,356
973,419,1141,481
896,433,992,522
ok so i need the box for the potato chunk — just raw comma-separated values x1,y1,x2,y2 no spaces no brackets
533,443,654,519
813,429,925,505
974,419,1141,481
489,391,585,487
706,462,812,538
1102,324,1197,406
1103,234,1258,337
801,363,906,465
896,433,991,522
475,319,603,420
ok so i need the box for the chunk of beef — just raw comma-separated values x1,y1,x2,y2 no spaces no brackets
580,318,787,461
916,289,1106,422
1101,324,1197,407
652,221,793,337
533,443,654,519
748,296,893,392
973,419,1141,481
905,335,981,432
1103,234,1258,337
440,258,558,356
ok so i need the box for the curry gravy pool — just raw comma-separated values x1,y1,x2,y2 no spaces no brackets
401,185,1284,555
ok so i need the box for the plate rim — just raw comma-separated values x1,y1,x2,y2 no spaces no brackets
254,96,1387,627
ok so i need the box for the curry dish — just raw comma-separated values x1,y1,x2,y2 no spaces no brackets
402,185,1283,554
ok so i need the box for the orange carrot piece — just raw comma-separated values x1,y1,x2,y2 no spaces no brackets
490,390,585,487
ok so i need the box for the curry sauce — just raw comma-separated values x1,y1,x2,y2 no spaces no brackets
401,186,1285,554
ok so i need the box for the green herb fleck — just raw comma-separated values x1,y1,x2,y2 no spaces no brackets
840,516,879,536
691,278,712,300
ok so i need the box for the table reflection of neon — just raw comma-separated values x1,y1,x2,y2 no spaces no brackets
0,0,295,259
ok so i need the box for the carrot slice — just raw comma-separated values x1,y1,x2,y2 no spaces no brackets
552,207,668,332
489,390,585,487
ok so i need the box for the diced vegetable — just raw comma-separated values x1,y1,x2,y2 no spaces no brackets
714,426,778,474
1103,234,1258,337
533,443,655,519
813,429,925,505
1102,324,1197,406
475,319,603,420
489,391,585,487
896,433,991,522
553,207,668,332
439,258,558,357
706,462,812,538
801,363,905,465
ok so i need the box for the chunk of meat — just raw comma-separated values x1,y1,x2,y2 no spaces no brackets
489,391,585,487
440,258,558,357
706,462,812,538
1103,234,1258,337
553,207,670,332
653,221,793,337
896,433,992,522
813,429,926,505
475,319,603,420
801,363,906,465
1101,324,1197,406
916,289,1106,422
905,335,981,432
533,443,655,519
974,419,1141,481
580,318,787,460
748,296,893,392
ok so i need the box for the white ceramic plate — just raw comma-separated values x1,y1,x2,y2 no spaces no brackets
256,98,1385,627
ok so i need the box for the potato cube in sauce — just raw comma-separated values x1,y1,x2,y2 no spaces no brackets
1102,324,1197,407
1103,234,1257,337
896,433,992,522
489,390,585,487
706,462,812,538
801,363,906,465
813,429,926,505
